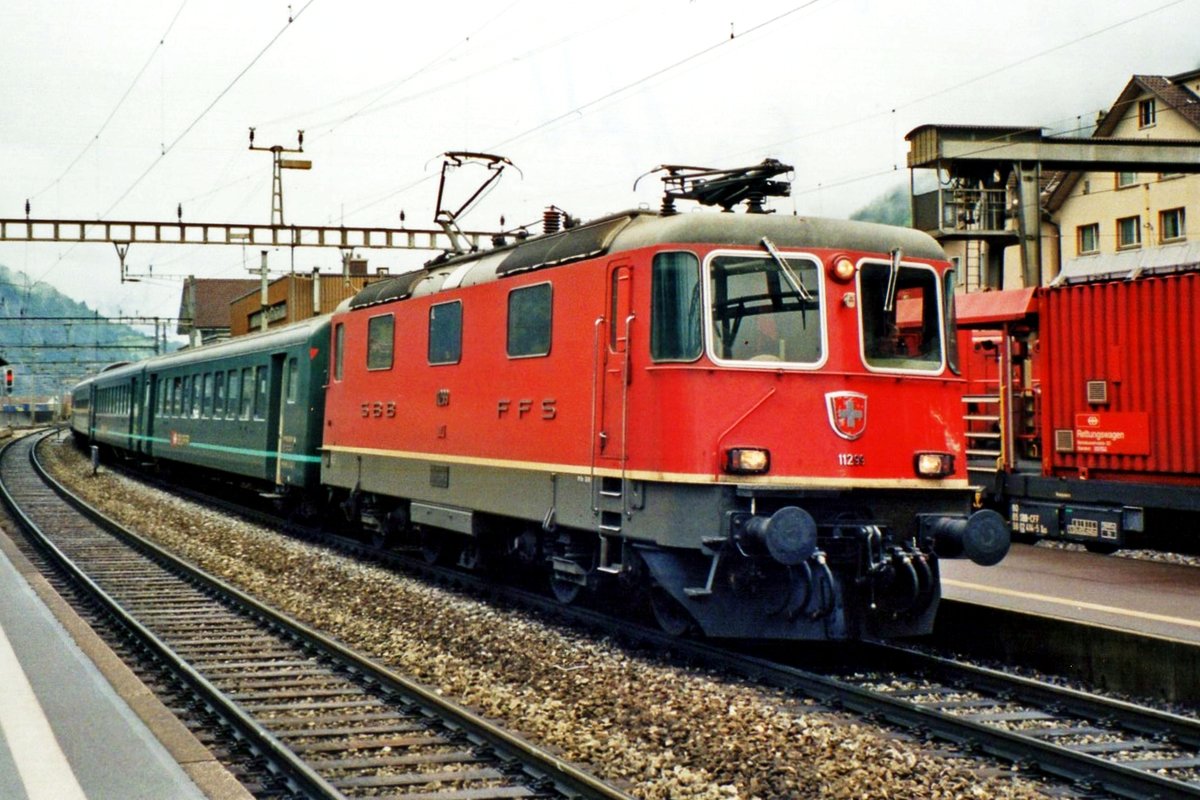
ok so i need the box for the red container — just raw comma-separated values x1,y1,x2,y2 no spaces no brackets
1040,272,1200,484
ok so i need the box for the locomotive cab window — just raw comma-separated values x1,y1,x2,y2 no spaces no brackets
367,314,394,371
708,252,823,364
651,252,702,362
858,262,944,372
428,300,462,365
507,283,552,358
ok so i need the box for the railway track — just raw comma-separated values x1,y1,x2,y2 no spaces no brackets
38,433,1200,799
0,431,632,800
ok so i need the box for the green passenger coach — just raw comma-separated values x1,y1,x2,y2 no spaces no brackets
72,316,330,497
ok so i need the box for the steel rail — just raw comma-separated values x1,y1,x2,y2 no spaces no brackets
67,439,1200,799
0,433,344,799
10,432,633,800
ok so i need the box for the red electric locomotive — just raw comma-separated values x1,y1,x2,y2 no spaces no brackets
322,162,1008,641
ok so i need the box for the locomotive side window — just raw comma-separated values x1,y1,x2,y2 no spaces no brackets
428,301,462,365
651,252,702,362
859,263,943,372
507,283,552,358
943,270,960,375
708,253,823,364
333,323,344,381
367,314,394,371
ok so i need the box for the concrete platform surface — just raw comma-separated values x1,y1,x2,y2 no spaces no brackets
0,526,247,800
942,543,1200,644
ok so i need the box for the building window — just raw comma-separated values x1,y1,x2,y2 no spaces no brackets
1117,216,1141,249
428,301,462,365
1138,98,1156,128
366,314,394,371
1077,223,1100,255
1160,208,1186,242
651,251,702,362
1116,172,1138,189
507,283,552,358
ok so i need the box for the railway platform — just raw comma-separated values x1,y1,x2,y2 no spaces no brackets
941,543,1200,644
938,542,1200,702
0,526,248,800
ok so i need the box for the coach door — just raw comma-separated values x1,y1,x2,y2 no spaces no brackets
141,374,157,455
268,353,286,485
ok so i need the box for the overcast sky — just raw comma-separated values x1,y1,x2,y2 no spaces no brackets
2,0,1198,329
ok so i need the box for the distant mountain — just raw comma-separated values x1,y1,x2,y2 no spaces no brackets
849,184,912,227
0,264,167,399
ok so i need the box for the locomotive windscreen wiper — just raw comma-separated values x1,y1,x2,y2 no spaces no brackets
883,247,902,312
760,237,813,301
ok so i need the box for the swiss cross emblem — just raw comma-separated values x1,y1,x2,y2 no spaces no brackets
825,392,867,440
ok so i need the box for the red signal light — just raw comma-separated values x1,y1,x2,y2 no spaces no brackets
3,368,12,395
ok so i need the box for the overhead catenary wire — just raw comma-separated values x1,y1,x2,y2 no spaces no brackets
31,0,192,202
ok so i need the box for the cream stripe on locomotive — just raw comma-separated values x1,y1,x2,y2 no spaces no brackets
321,444,969,490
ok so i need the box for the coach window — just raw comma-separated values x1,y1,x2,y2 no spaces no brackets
181,376,192,417
226,370,240,419
859,261,943,372
333,323,345,381
367,314,394,370
507,283,552,358
709,252,824,364
240,368,253,419
214,372,226,417
253,366,268,419
202,373,214,418
192,373,203,418
651,252,702,361
428,300,462,365
172,377,181,417
286,357,298,403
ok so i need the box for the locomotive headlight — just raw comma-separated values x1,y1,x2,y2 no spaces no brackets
914,451,955,478
832,256,856,282
725,447,771,475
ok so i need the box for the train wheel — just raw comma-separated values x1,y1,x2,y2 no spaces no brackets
649,585,694,637
550,576,583,604
1084,541,1120,555
458,540,486,571
420,529,454,564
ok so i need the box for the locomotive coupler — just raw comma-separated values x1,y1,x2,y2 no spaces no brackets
731,505,818,565
921,509,1010,566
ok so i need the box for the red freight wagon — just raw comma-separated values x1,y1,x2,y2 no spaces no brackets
320,162,1008,642
958,271,1200,552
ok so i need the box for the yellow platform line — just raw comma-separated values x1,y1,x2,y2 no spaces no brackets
942,578,1200,631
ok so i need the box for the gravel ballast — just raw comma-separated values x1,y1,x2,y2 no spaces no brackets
39,438,1057,799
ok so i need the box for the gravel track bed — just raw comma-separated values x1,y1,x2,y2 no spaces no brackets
40,438,1058,799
